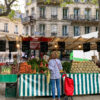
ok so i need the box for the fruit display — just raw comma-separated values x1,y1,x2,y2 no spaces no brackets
70,61,100,73
1,66,12,74
19,62,35,74
19,58,48,74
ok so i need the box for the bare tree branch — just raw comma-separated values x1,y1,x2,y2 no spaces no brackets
9,0,16,6
0,0,16,16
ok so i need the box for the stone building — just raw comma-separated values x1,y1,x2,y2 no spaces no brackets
0,16,24,62
22,0,99,37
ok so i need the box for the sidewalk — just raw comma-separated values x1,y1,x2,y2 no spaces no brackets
0,95,100,100
0,83,100,100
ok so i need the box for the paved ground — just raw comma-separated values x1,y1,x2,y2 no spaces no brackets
0,95,100,100
0,83,100,100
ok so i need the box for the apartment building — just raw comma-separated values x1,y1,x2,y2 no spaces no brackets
22,0,98,37
0,16,24,62
0,17,24,35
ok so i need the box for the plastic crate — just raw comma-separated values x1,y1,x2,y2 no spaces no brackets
6,83,17,88
5,83,17,97
5,87,17,97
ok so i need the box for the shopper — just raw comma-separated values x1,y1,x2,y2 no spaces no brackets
48,51,63,100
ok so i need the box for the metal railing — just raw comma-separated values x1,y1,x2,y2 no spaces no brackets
14,32,18,34
51,32,57,36
40,33,45,36
0,30,9,33
62,33,69,36
37,0,61,4
63,15,99,21
40,15,46,19
22,15,36,23
51,15,57,19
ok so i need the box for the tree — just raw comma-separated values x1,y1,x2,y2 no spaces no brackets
0,0,17,16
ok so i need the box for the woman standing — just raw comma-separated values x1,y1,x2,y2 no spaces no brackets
48,51,63,100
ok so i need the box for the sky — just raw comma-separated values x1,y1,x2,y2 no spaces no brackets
0,0,25,13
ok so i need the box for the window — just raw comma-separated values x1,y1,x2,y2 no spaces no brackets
51,7,57,19
26,10,29,17
85,26,90,34
31,25,34,36
4,23,8,32
96,27,98,31
62,25,68,36
85,0,91,2
74,0,80,2
26,26,29,35
15,25,18,34
0,9,2,13
51,25,57,33
85,9,91,20
39,24,45,36
96,10,99,20
40,7,45,18
31,8,34,15
74,8,80,19
63,8,68,19
74,26,80,36
32,0,34,3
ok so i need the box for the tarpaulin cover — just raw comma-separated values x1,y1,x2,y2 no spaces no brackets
19,73,100,97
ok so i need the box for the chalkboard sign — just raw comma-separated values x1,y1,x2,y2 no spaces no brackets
22,41,30,52
9,41,17,52
0,40,6,51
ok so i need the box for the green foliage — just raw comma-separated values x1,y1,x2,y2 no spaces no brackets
8,10,15,19
26,0,32,6
62,61,72,73
27,58,38,65
91,0,98,5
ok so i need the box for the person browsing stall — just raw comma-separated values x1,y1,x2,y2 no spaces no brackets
48,51,63,100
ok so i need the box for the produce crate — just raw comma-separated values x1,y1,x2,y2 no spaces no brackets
5,83,17,97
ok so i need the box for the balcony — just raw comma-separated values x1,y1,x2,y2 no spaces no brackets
14,32,18,34
22,15,36,25
68,15,98,21
51,32,57,36
51,15,57,20
40,15,46,19
37,0,61,5
40,33,45,36
62,33,68,36
66,15,99,26
63,16,69,20
0,30,9,33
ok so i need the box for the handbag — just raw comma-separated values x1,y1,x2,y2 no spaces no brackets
62,74,74,96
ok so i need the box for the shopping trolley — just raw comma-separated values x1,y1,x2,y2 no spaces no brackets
62,74,74,100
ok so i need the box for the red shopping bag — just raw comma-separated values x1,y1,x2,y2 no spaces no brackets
62,74,74,96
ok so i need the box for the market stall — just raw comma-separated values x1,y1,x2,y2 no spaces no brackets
0,36,100,98
19,73,100,97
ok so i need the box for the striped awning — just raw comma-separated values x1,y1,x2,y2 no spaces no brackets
19,73,100,97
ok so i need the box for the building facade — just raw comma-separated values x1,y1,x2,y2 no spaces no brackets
0,17,24,35
0,17,24,62
22,0,99,37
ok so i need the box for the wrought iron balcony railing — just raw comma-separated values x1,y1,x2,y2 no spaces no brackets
67,15,99,21
0,30,9,33
37,0,61,5
51,15,57,19
22,15,36,24
40,33,45,36
51,32,57,36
